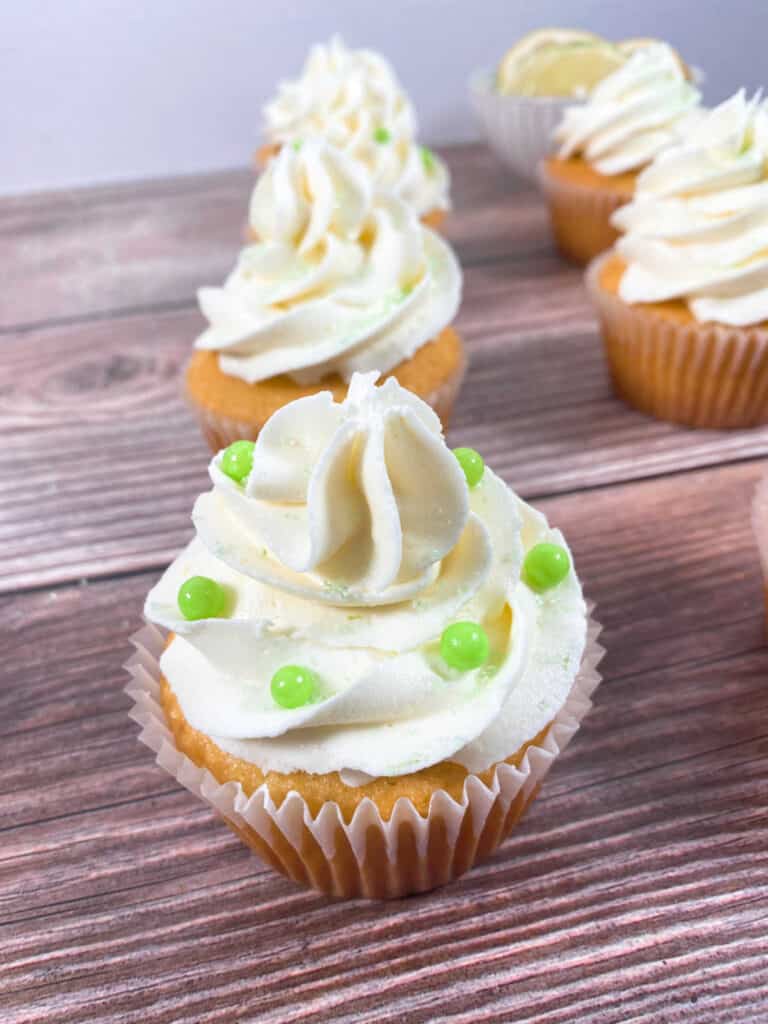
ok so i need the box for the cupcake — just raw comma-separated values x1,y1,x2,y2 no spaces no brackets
257,35,450,227
131,373,602,899
540,41,701,264
187,139,464,450
588,92,768,428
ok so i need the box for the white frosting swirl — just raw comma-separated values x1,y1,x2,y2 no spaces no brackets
613,92,768,325
196,140,461,385
263,35,450,217
145,374,587,779
555,43,701,175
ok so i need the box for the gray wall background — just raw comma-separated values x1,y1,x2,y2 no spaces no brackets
3,0,765,195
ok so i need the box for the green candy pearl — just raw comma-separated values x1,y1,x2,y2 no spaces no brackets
453,447,484,488
177,576,226,621
271,665,317,709
292,139,303,151
522,543,571,593
421,145,436,173
440,621,490,671
373,127,391,143
221,440,255,484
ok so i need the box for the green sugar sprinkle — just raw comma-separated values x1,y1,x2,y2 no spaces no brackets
373,127,391,144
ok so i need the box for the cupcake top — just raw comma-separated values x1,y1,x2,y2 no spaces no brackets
195,140,461,385
145,373,587,779
613,92,768,326
554,42,701,175
263,35,450,217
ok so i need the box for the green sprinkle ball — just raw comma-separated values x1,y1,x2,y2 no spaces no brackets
292,139,303,151
421,145,436,172
271,665,317,709
522,543,571,593
440,622,490,671
221,440,254,484
177,576,226,621
373,126,391,143
453,447,484,488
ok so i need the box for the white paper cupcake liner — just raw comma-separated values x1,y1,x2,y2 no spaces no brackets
125,609,604,900
469,68,578,184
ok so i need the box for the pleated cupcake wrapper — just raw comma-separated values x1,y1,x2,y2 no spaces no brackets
468,69,576,184
587,252,768,428
125,609,604,900
538,163,628,266
188,350,469,454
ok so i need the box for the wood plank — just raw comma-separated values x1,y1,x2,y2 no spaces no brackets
3,274,768,593
2,460,766,1023
0,144,526,332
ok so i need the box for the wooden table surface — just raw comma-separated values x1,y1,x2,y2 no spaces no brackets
3,144,767,1024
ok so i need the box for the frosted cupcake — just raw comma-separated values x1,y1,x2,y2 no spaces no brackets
540,42,700,264
588,92,768,428
132,373,601,899
258,36,450,226
187,139,464,450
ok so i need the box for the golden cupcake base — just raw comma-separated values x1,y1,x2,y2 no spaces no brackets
161,674,545,899
186,326,468,452
126,609,603,901
253,141,280,168
539,157,636,266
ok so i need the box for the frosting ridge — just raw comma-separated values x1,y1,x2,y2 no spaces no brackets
145,375,586,777
555,42,701,175
263,35,450,216
196,140,461,385
613,91,768,325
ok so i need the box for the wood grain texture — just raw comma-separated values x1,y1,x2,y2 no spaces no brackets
2,145,768,1023
3,280,768,593
0,145,520,332
3,461,768,1024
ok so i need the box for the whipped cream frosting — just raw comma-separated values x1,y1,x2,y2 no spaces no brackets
145,373,587,779
195,140,461,385
263,35,450,217
554,42,701,175
613,92,768,325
